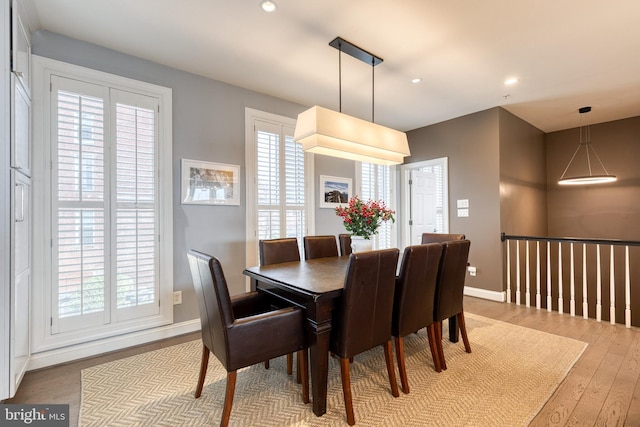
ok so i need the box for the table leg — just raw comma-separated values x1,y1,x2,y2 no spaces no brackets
307,318,331,416
448,315,459,343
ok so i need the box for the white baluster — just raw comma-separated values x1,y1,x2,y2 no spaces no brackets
547,241,552,312
610,245,616,325
625,246,631,328
526,241,530,308
506,240,511,304
596,244,602,322
582,243,588,319
570,243,575,316
516,241,521,305
536,241,541,309
558,243,563,315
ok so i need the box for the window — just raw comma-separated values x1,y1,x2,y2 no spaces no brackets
32,57,173,349
245,109,314,268
358,162,396,249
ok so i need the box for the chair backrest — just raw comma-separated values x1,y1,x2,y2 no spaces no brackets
393,243,443,338
433,240,471,321
338,234,352,256
259,238,301,266
421,233,465,244
187,250,233,362
303,235,339,260
331,248,400,358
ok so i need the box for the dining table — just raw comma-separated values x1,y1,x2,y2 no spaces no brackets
243,254,460,417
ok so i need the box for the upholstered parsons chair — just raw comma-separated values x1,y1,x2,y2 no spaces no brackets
303,235,339,260
392,243,444,393
187,250,309,427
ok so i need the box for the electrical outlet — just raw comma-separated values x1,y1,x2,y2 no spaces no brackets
468,266,477,277
173,291,182,305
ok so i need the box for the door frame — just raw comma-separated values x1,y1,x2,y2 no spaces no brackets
400,157,449,249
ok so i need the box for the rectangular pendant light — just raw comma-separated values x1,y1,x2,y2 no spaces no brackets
294,105,410,166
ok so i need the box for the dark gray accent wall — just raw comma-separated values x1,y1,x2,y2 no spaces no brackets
546,116,640,240
32,31,309,323
406,108,503,293
498,108,547,236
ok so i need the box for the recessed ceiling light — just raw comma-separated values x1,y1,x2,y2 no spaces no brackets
411,78,422,84
504,77,518,86
261,0,277,12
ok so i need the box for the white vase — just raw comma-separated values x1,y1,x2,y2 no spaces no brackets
350,236,373,253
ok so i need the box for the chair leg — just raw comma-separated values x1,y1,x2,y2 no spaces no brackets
339,357,356,426
426,324,442,373
458,311,472,353
297,349,309,404
195,344,210,398
221,370,237,427
383,340,400,398
264,360,270,369
287,353,293,375
394,336,410,394
296,353,302,384
435,321,447,370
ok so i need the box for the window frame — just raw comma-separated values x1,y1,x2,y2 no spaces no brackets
31,56,174,353
244,108,314,283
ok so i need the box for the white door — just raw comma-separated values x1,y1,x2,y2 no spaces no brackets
410,170,437,245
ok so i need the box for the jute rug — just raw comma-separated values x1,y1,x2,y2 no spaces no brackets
80,313,587,426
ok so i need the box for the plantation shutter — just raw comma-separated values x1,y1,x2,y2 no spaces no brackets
51,76,160,333
255,120,305,253
360,162,393,249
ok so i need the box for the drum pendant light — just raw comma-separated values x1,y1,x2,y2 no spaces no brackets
293,37,410,165
558,106,617,185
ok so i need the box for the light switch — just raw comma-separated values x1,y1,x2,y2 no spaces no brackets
457,208,469,217
457,199,469,208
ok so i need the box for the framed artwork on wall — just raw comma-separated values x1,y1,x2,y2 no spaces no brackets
319,175,352,208
181,159,240,205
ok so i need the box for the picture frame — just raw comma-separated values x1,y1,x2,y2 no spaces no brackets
181,159,240,206
319,175,352,208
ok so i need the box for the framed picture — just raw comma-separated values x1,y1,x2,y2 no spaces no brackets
319,175,352,208
181,159,240,206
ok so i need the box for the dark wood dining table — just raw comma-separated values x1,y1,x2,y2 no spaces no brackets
243,254,460,417
243,256,347,416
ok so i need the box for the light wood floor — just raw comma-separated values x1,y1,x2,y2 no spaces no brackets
4,297,640,426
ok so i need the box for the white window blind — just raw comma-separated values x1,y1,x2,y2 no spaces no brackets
255,120,305,250
52,76,160,333
360,162,394,249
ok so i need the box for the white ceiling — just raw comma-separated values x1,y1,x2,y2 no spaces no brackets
24,0,640,133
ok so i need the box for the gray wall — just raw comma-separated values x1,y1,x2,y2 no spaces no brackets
498,108,547,236
406,108,503,293
32,31,311,323
546,116,640,240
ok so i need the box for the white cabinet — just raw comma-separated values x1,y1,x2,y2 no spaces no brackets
11,74,30,176
10,169,30,394
1,0,31,399
11,0,30,97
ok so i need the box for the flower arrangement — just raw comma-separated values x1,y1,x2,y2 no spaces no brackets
335,196,395,239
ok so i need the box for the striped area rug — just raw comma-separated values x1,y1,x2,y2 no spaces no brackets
80,313,587,426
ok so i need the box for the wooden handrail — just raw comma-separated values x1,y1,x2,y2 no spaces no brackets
501,232,640,247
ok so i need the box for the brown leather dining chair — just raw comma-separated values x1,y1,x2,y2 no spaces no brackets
392,243,444,394
330,248,400,425
187,250,309,427
259,237,301,374
421,232,465,244
433,239,472,370
303,235,339,260
338,233,352,256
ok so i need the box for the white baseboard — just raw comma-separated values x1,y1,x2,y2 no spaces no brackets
28,319,201,371
464,286,506,302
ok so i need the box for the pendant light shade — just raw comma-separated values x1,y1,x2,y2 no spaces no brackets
558,106,617,186
294,37,410,165
294,106,410,166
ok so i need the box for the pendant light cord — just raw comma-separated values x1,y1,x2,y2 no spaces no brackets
372,58,375,123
